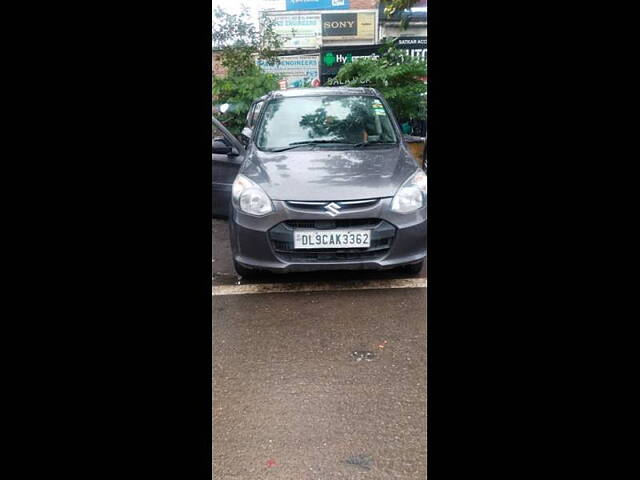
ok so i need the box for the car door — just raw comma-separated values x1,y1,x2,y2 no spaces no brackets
212,117,245,218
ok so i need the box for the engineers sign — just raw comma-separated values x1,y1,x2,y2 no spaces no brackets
256,55,320,88
267,13,322,48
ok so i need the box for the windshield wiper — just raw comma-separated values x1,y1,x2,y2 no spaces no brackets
266,140,357,152
265,144,314,152
289,140,356,145
351,141,397,147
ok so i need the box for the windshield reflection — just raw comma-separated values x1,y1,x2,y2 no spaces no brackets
256,95,397,151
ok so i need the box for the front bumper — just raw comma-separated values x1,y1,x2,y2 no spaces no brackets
229,198,426,273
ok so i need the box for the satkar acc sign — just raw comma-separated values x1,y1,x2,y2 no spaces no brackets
395,37,427,62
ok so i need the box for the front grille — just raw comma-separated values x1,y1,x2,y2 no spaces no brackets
285,198,380,212
268,219,396,263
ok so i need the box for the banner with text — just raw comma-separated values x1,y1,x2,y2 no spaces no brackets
267,13,322,48
322,12,375,40
319,44,382,83
256,55,321,88
395,37,427,62
320,41,426,84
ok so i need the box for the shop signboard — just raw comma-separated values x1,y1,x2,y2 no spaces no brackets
256,54,321,88
320,41,426,84
319,44,382,84
395,37,427,62
321,12,375,40
322,13,356,36
266,13,322,48
286,0,349,11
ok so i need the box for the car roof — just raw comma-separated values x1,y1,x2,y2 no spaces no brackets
266,87,379,99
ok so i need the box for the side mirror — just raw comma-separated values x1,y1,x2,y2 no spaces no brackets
239,127,253,147
212,138,232,155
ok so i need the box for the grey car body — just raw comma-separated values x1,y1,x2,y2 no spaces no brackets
212,116,245,217
224,87,426,275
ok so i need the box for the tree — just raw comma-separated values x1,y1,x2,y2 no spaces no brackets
212,7,282,135
382,0,424,29
328,42,426,129
383,0,421,17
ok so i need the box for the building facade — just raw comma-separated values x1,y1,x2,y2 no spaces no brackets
377,1,427,44
255,0,383,88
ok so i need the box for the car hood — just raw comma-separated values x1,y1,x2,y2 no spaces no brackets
240,146,418,201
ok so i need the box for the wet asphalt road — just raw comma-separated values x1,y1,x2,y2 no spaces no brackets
212,220,426,479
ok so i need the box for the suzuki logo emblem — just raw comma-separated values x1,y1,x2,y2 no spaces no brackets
324,202,342,217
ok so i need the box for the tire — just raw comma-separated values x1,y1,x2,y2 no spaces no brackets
400,260,424,275
233,259,261,278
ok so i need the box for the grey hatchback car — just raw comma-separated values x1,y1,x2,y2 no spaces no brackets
227,87,426,277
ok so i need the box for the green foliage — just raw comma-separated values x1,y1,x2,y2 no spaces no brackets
382,0,421,29
328,43,426,124
212,7,283,135
383,0,420,17
212,7,282,73
213,69,280,135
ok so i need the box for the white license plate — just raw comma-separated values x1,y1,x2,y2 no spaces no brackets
293,229,371,249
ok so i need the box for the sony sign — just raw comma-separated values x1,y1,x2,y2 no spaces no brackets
324,20,355,29
322,13,357,37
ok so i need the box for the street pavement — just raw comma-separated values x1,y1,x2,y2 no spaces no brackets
212,219,426,479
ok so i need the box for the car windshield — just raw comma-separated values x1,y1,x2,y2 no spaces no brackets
256,95,398,151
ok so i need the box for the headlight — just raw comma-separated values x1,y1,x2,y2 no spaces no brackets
391,169,427,213
231,174,274,216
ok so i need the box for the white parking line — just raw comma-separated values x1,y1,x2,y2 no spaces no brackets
212,278,427,296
